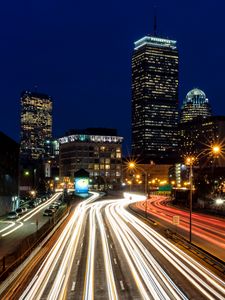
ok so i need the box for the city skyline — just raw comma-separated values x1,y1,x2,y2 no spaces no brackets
1,1,225,152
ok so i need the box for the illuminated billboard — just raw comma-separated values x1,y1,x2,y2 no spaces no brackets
75,177,89,194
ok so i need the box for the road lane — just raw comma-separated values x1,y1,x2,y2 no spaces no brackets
1,192,225,300
0,193,62,237
135,196,225,260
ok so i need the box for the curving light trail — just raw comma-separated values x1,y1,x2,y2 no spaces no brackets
105,197,188,300
10,192,225,300
19,193,99,300
107,194,225,299
96,202,118,300
136,196,225,249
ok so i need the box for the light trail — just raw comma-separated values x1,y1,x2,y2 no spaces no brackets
19,192,99,300
6,192,225,300
136,196,225,249
96,202,118,300
110,194,225,299
105,198,188,300
83,206,96,300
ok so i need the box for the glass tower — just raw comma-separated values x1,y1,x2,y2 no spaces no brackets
180,88,212,123
20,91,52,160
131,36,179,163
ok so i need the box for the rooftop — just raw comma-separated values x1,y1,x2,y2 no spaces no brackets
134,35,177,50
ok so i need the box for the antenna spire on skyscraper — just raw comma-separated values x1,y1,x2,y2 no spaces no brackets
153,7,157,36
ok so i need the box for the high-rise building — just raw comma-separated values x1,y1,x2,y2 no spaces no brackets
131,35,179,163
179,116,225,167
20,91,52,160
180,88,212,123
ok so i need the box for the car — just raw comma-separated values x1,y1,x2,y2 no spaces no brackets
21,206,28,213
35,198,42,205
28,201,37,208
41,196,47,202
52,203,60,209
43,209,54,216
53,201,62,206
49,205,57,212
16,208,23,215
7,211,18,219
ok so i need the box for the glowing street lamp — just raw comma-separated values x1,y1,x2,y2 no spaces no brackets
212,145,221,157
128,162,135,169
211,144,222,193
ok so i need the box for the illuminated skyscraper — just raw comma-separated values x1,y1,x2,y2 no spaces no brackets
20,91,52,160
131,35,179,163
180,88,212,123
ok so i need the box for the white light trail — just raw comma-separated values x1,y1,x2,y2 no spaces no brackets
108,195,225,299
105,199,187,300
14,192,225,300
96,202,118,300
19,192,99,300
83,207,96,300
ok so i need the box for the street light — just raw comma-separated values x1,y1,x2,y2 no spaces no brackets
128,162,148,218
185,156,195,243
185,143,222,243
212,144,221,157
211,144,221,194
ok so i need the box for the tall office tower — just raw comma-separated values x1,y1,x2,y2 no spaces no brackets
20,91,52,161
131,35,179,163
180,88,212,123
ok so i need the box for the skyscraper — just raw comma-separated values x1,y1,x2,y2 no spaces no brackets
180,88,212,123
20,91,52,160
131,35,179,163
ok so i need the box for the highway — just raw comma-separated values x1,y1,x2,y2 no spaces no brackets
0,192,63,262
135,195,225,261
1,192,225,299
0,193,62,238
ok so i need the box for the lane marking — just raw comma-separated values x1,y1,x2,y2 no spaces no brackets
114,258,117,265
110,244,113,249
77,259,80,265
71,281,76,291
120,280,125,290
81,242,83,247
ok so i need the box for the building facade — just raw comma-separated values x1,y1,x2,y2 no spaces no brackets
59,129,123,190
131,35,179,163
123,162,172,193
20,91,52,161
180,88,212,124
0,132,19,216
179,116,225,166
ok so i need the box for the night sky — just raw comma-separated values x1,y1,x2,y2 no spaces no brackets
1,1,225,153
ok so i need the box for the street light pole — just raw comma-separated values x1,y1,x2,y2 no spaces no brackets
128,162,149,218
185,144,222,244
189,162,193,243
186,156,195,244
144,171,148,218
